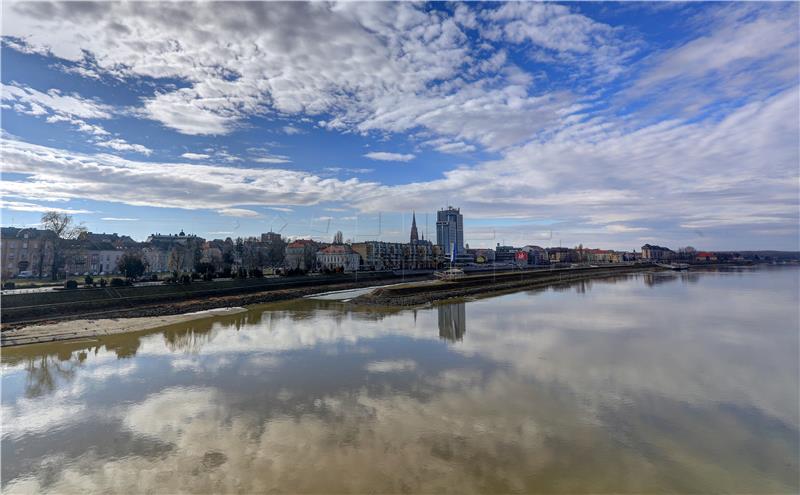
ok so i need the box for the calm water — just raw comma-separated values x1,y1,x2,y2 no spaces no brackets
2,267,798,493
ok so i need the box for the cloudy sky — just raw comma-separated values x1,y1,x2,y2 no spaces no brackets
1,1,798,250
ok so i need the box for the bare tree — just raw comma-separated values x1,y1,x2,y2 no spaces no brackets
168,247,187,274
41,211,87,280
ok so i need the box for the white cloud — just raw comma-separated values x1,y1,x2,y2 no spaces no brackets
0,138,377,212
422,138,476,154
96,139,152,156
252,154,291,164
100,217,139,221
0,2,610,148
364,152,415,162
623,3,799,118
365,359,418,373
282,125,303,135
605,225,648,234
357,87,799,249
218,208,260,218
1,83,112,119
181,152,211,160
0,200,92,214
45,114,109,136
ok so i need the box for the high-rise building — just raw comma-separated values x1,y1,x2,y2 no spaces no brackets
410,211,419,243
436,206,463,255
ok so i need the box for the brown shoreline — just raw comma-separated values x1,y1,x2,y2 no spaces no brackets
1,266,662,348
353,265,661,306
0,276,429,346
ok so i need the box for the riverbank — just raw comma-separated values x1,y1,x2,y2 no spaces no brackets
1,266,660,347
0,307,248,347
1,273,430,329
353,264,661,306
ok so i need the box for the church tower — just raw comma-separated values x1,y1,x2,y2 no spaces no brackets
410,211,419,243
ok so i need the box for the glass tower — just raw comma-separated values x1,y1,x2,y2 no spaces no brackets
436,206,463,255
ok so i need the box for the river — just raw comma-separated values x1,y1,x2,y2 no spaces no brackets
2,266,798,493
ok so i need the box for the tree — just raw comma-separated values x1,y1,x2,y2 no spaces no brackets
117,253,146,280
41,212,87,280
167,247,186,273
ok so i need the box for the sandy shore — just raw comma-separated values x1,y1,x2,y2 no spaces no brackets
0,307,247,347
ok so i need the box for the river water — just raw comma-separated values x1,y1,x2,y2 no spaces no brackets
2,267,798,493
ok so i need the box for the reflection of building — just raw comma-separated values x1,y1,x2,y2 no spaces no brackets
643,272,678,287
437,303,466,342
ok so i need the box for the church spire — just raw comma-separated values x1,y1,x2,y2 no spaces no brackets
410,211,419,242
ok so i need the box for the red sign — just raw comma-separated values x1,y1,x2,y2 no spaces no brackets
515,251,528,261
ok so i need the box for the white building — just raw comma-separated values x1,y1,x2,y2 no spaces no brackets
316,244,361,272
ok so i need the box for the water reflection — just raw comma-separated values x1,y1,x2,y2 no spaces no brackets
1,268,798,493
438,302,466,342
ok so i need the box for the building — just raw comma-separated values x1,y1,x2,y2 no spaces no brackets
548,247,579,263
641,244,675,261
351,241,404,271
261,232,282,244
1,227,56,279
404,240,436,270
143,231,205,273
410,212,419,242
471,248,495,264
284,239,319,272
695,251,717,262
495,244,517,264
436,206,463,256
517,245,548,265
63,242,127,275
585,249,616,264
316,244,361,272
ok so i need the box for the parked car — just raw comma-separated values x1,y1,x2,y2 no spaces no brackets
17,271,34,278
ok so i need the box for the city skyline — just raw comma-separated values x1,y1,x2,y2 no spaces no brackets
2,2,798,251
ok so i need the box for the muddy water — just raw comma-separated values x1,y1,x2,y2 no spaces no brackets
2,267,798,493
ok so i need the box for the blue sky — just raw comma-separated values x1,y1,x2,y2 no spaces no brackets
1,1,798,250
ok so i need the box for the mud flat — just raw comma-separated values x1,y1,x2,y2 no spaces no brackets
0,307,248,347
2,275,431,329
353,265,660,306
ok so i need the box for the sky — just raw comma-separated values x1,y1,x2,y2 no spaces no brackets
1,1,798,251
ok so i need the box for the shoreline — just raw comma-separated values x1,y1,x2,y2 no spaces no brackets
1,266,660,348
0,307,248,347
353,265,661,306
1,275,430,331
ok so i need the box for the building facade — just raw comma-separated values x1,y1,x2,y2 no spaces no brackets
641,244,675,261
436,206,464,256
284,239,319,272
517,245,548,265
316,244,361,272
1,227,56,279
495,244,517,264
